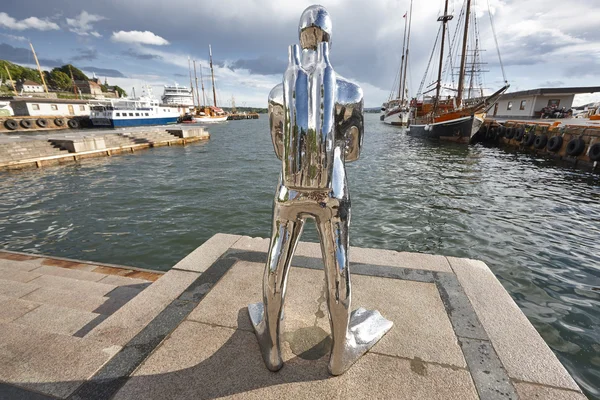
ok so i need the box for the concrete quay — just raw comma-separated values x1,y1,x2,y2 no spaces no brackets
0,127,209,172
0,234,586,399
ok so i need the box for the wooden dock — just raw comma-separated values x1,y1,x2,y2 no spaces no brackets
0,127,210,171
227,113,259,120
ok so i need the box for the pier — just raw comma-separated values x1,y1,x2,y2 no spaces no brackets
478,118,600,170
0,127,209,171
0,234,586,399
227,113,260,120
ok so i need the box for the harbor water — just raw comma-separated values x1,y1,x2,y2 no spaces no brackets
0,114,599,398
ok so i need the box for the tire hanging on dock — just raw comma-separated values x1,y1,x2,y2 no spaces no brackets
505,127,515,139
588,143,600,161
20,119,32,129
524,130,536,146
534,135,548,149
547,136,563,152
36,118,47,128
515,127,525,142
565,138,586,157
4,119,18,130
54,118,65,126
67,119,79,129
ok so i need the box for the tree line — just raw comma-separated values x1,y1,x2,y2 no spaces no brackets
0,60,126,97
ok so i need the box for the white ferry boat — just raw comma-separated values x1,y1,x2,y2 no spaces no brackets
161,84,194,107
90,96,180,127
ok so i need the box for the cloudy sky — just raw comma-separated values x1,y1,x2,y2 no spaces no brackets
1,0,599,107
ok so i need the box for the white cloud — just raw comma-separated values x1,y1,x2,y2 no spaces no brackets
111,30,169,46
0,12,59,31
66,11,105,37
0,33,27,41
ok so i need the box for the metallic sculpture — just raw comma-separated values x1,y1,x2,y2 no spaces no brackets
248,5,393,376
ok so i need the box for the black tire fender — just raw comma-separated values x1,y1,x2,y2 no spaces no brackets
505,127,515,139
524,130,536,146
4,119,18,130
67,118,79,129
20,119,32,129
565,138,586,157
547,136,563,152
534,134,548,149
54,118,65,126
589,143,600,161
515,127,525,142
36,118,47,128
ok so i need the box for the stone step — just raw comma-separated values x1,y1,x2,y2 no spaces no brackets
11,303,100,336
27,274,116,297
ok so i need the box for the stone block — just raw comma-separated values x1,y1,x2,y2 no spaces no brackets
172,233,242,273
0,278,39,298
85,269,200,346
0,265,41,283
28,275,116,297
21,287,109,312
0,296,40,323
34,265,106,282
114,321,478,400
0,322,120,399
0,258,43,271
97,274,152,287
189,260,465,368
12,304,100,336
448,257,581,391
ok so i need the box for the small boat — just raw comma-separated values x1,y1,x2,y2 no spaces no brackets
408,0,509,143
382,1,413,127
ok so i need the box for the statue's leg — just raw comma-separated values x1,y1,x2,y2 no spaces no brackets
317,210,351,376
249,208,304,372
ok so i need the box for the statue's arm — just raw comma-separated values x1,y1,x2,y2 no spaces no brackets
335,77,364,162
268,83,284,160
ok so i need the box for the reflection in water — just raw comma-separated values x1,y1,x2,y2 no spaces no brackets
0,115,599,397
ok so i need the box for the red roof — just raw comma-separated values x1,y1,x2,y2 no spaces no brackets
22,80,42,86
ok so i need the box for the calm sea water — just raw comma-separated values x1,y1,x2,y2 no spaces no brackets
1,114,599,398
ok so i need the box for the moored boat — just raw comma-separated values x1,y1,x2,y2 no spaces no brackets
90,96,180,127
408,0,509,143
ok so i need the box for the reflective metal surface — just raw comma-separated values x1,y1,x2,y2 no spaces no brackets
249,5,392,376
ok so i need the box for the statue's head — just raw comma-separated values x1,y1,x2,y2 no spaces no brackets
298,5,332,50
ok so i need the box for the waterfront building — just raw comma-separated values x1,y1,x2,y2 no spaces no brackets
8,97,90,117
75,80,103,96
491,86,600,119
16,79,44,94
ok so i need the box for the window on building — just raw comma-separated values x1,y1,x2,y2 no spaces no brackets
507,101,513,111
145,113,149,116
129,113,134,116
116,113,120,116
135,113,140,116
32,104,40,110
548,99,560,107
79,105,85,111
520,100,526,110
51,105,58,111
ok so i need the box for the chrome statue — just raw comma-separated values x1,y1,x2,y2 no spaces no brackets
248,5,393,376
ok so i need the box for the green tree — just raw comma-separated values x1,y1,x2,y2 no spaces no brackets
55,64,88,81
49,70,72,91
113,85,127,97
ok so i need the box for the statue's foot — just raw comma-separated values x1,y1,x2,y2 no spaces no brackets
248,302,283,372
328,307,393,376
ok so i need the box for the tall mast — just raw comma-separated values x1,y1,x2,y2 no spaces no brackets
401,0,413,104
199,64,206,107
435,0,453,108
188,57,195,107
4,66,18,96
29,42,48,94
456,0,472,108
193,60,201,108
398,11,408,100
68,65,78,99
209,45,217,107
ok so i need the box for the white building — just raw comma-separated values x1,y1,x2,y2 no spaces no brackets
490,87,600,119
9,98,90,117
16,80,45,94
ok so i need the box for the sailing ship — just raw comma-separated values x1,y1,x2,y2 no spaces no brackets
185,46,228,124
407,0,509,142
382,1,413,127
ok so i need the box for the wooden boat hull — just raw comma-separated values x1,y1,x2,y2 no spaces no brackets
407,115,484,143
